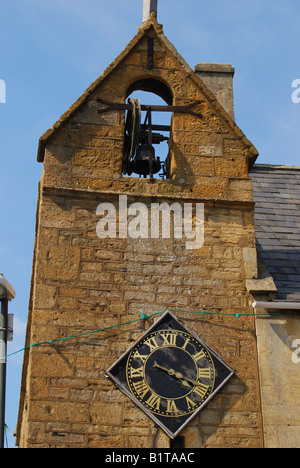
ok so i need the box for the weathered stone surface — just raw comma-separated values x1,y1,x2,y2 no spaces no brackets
255,315,300,448
16,14,262,449
243,247,258,279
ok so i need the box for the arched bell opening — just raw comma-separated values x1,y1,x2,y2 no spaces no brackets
126,78,173,106
123,78,174,180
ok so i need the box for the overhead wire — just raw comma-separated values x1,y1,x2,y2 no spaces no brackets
0,308,280,362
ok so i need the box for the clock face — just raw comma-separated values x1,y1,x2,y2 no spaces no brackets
107,311,234,439
127,329,215,418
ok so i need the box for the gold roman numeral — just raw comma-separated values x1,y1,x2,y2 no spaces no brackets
186,396,197,411
166,399,178,413
182,337,190,350
132,349,148,364
162,332,177,346
146,393,161,411
144,336,159,352
133,379,148,398
193,383,209,399
130,366,144,379
198,368,212,379
193,349,206,362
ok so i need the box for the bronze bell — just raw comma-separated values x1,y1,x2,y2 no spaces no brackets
129,144,161,177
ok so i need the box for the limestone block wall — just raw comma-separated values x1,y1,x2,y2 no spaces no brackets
17,190,263,448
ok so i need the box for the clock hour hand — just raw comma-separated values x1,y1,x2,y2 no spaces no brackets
152,361,196,388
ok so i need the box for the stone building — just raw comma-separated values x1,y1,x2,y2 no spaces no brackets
250,165,300,448
15,10,300,448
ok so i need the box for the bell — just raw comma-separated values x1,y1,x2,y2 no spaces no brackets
129,144,161,177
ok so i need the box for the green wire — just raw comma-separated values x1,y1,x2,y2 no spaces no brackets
0,310,167,361
0,308,280,362
169,309,281,318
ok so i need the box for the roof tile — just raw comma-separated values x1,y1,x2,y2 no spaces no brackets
251,164,300,302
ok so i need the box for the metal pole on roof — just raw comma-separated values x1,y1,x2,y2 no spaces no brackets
0,298,8,448
143,0,158,22
0,274,15,449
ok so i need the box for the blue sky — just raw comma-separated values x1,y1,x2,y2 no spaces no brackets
0,0,299,447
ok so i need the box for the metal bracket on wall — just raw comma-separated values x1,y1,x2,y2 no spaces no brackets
97,97,203,179
97,98,203,119
147,37,154,69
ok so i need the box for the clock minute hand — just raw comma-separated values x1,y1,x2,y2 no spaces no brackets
152,361,184,379
152,362,192,388
152,361,167,371
152,362,202,387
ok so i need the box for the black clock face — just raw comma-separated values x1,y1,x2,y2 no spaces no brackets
127,329,215,417
107,311,234,439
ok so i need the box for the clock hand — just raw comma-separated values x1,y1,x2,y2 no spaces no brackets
152,361,171,373
152,361,183,379
152,362,201,388
152,362,190,387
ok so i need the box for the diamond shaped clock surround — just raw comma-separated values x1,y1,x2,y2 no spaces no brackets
106,310,234,439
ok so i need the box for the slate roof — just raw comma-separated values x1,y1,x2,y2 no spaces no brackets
250,164,300,302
